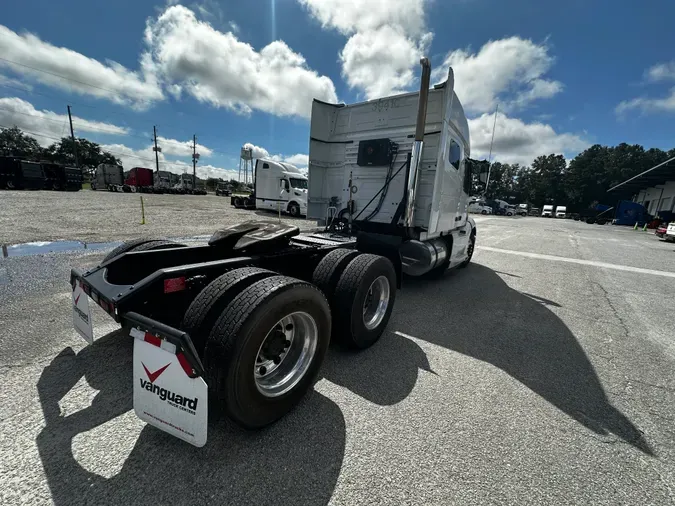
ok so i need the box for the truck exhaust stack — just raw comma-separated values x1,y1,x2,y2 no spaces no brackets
403,57,432,229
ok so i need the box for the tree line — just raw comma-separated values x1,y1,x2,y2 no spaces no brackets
0,126,120,168
470,143,675,211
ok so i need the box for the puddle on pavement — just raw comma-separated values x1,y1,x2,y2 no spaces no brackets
1,235,211,259
1,240,122,258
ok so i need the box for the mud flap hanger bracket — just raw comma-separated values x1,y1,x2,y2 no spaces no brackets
123,311,206,378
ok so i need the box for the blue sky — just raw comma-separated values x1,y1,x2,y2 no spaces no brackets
1,0,674,179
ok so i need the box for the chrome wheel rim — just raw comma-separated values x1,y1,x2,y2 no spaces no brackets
254,311,318,398
362,276,390,330
467,236,475,259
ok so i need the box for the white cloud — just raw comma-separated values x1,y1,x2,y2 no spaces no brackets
157,136,213,157
228,21,240,34
468,112,589,166
299,0,431,99
144,6,338,118
0,74,33,91
645,61,675,82
242,142,272,160
242,142,308,167
340,26,431,99
615,89,675,115
0,97,129,146
101,142,238,180
433,37,563,114
0,25,163,109
284,153,309,168
616,61,675,115
299,0,426,35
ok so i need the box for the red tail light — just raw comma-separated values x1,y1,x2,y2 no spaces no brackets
164,277,186,294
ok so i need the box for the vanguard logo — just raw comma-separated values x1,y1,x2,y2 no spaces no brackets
140,362,199,412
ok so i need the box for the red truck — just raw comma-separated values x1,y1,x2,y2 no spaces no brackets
125,167,154,192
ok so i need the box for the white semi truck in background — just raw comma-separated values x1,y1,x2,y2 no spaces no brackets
69,58,484,447
542,205,554,217
231,158,308,216
255,159,308,217
555,205,567,218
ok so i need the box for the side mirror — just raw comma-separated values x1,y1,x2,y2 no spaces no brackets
478,170,489,184
280,179,286,190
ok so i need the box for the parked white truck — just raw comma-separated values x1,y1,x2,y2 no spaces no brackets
255,159,308,217
542,205,554,217
555,205,567,218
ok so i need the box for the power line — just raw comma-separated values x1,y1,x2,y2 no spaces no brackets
0,56,129,96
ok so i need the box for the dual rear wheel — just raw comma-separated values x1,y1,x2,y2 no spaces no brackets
181,250,396,429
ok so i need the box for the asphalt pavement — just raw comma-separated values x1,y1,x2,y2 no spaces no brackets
1,216,674,505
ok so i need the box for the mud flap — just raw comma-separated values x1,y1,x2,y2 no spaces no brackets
131,328,208,447
72,282,93,344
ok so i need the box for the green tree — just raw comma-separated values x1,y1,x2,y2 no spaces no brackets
0,126,44,160
529,154,567,207
43,137,119,168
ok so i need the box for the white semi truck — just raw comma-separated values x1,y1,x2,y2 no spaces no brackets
231,159,308,217
542,205,554,217
69,58,482,447
555,205,567,218
308,58,478,277
255,159,308,217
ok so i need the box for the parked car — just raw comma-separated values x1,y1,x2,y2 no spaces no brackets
666,223,675,242
468,200,493,215
655,223,669,238
215,182,232,196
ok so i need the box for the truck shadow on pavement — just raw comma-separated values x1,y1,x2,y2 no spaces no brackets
393,263,653,455
35,333,350,506
35,326,432,505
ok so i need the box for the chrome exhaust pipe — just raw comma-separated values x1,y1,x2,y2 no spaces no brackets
403,57,432,228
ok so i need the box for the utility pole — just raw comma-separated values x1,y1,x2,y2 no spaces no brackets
484,103,499,196
67,105,79,167
192,134,198,190
152,126,161,177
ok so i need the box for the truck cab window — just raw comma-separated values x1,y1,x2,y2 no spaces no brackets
449,139,461,170
462,158,471,194
263,163,270,169
289,178,307,189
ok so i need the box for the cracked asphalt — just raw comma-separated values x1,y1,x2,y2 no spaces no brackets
1,215,674,505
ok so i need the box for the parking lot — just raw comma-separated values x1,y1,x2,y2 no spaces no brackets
0,190,313,245
1,197,674,505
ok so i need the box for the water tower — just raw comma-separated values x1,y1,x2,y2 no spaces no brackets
239,146,253,185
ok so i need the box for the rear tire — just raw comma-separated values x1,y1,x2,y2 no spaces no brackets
332,254,396,349
460,232,476,268
130,240,187,253
312,249,360,302
234,197,243,208
205,276,331,429
181,267,276,356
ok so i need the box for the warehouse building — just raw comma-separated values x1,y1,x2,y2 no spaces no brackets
608,156,675,216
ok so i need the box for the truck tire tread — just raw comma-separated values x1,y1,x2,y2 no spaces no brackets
181,267,276,356
130,240,187,252
333,254,396,349
103,238,156,263
312,248,360,302
205,275,330,428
